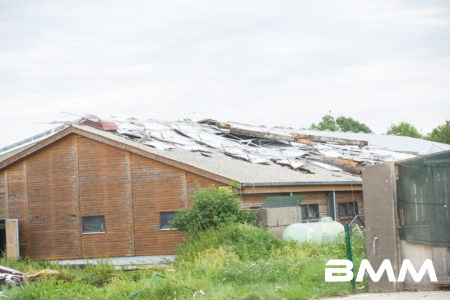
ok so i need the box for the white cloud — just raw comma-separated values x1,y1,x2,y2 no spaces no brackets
0,0,449,147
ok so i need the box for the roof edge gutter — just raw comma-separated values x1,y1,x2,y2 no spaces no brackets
240,181,362,187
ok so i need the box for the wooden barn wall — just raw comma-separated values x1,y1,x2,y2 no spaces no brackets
26,136,79,259
0,132,366,259
2,134,227,259
186,173,224,204
131,153,187,256
335,191,364,219
78,136,133,258
297,192,329,218
6,161,29,256
0,171,7,218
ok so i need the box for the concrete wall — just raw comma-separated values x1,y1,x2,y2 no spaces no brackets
362,162,402,292
399,241,434,290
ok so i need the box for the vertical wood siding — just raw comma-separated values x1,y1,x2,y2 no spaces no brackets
26,136,79,259
6,161,29,256
0,133,365,259
0,171,7,218
78,137,133,258
131,154,186,255
186,173,223,205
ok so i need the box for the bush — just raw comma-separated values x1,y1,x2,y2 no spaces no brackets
170,185,256,235
77,261,120,287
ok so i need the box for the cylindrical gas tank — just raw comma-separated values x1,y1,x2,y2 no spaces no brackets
282,217,344,243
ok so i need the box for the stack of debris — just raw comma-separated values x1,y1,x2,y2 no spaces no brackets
0,266,60,285
0,266,26,285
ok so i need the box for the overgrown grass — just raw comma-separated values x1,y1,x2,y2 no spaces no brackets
1,224,366,299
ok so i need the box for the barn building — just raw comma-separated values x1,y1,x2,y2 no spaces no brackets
0,121,365,259
1,116,445,260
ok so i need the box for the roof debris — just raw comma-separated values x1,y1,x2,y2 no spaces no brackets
2,115,447,178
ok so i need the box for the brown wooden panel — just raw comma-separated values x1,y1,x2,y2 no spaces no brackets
186,172,224,205
6,219,19,259
26,135,80,259
335,191,364,220
132,154,186,255
78,136,133,258
6,162,28,257
298,192,328,218
0,171,7,218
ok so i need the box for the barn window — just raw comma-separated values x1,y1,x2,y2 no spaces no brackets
160,212,176,230
300,204,320,222
82,216,106,234
338,202,358,219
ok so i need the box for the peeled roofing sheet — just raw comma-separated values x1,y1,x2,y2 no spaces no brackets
117,118,415,172
0,116,435,178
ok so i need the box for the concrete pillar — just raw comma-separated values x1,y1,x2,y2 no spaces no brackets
362,162,402,292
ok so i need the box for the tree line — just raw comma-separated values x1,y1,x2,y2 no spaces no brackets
308,115,450,144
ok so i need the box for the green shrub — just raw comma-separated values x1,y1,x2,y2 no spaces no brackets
77,261,120,287
170,185,256,235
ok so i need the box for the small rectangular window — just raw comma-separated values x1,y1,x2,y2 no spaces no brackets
300,204,320,222
82,216,105,234
160,212,176,230
338,202,359,219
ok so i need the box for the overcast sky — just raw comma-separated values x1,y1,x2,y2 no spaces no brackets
1,0,449,148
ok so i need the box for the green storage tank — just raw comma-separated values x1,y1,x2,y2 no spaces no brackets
282,217,344,243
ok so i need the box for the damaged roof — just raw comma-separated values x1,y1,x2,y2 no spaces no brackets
1,116,448,186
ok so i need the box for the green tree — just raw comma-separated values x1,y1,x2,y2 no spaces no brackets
427,120,450,144
309,114,372,133
386,122,422,138
336,116,372,133
170,185,256,235
309,114,337,131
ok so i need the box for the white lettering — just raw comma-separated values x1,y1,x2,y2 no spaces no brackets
325,259,437,283
397,259,437,282
356,259,396,282
325,259,353,282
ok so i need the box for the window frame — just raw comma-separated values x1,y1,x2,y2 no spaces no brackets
300,203,320,222
160,211,177,230
338,201,359,219
81,215,106,234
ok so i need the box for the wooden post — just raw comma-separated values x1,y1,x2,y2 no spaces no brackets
6,219,19,259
